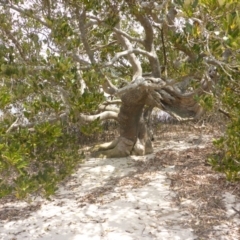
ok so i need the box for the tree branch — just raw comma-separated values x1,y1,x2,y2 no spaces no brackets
1,2,50,28
125,0,161,77
102,99,122,105
114,22,142,80
113,27,143,44
75,6,119,95
6,110,119,133
71,54,91,66
116,77,166,98
87,14,143,45
104,48,154,67
91,40,118,51
102,77,118,95
98,105,120,113
6,113,68,133
76,8,95,64
160,27,167,76
174,43,197,61
1,28,27,62
218,108,231,119
79,111,119,122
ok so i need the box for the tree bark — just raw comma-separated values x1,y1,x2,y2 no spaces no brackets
91,82,153,158
91,75,212,158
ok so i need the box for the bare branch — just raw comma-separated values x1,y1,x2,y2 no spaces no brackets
1,28,27,62
6,105,120,134
102,77,118,95
114,22,142,80
113,28,143,44
6,117,22,133
76,8,95,64
174,43,197,61
152,7,197,62
91,40,118,51
98,105,120,113
102,99,122,105
6,113,68,133
105,48,154,67
160,27,167,77
79,111,118,122
75,6,119,95
218,108,231,119
6,109,119,133
128,5,154,49
116,77,166,98
125,0,161,77
87,14,143,44
71,54,91,65
1,2,50,27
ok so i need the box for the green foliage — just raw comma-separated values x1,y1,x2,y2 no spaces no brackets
0,87,11,108
173,0,240,180
0,2,106,199
209,120,240,181
0,123,83,199
197,94,215,111
80,119,103,136
202,0,240,180
209,79,240,181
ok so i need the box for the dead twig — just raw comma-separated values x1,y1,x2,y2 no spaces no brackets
232,207,240,216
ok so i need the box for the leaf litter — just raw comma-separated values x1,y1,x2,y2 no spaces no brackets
0,122,239,240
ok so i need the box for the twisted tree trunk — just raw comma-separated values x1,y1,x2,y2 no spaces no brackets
87,1,215,158
91,75,213,158
91,81,154,158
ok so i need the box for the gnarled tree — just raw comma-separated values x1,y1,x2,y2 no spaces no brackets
0,0,220,158
71,0,215,158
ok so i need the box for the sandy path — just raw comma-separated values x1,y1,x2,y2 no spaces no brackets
0,133,239,240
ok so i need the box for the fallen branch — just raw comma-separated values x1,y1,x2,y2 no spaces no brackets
218,108,231,119
232,207,240,216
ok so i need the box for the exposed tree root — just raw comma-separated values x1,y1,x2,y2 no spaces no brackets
91,138,119,152
91,137,134,158
132,138,153,156
91,135,153,158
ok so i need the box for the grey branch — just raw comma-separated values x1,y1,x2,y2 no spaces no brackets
6,110,119,133
98,105,120,113
126,0,161,77
2,2,50,27
79,111,119,122
102,99,122,105
6,113,68,133
102,77,118,95
2,28,27,61
114,22,142,80
105,48,154,67
113,28,143,44
76,8,96,64
115,77,166,98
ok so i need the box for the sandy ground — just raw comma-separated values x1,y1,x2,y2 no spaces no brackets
0,130,240,240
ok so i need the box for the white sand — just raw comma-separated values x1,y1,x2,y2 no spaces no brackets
0,135,239,240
